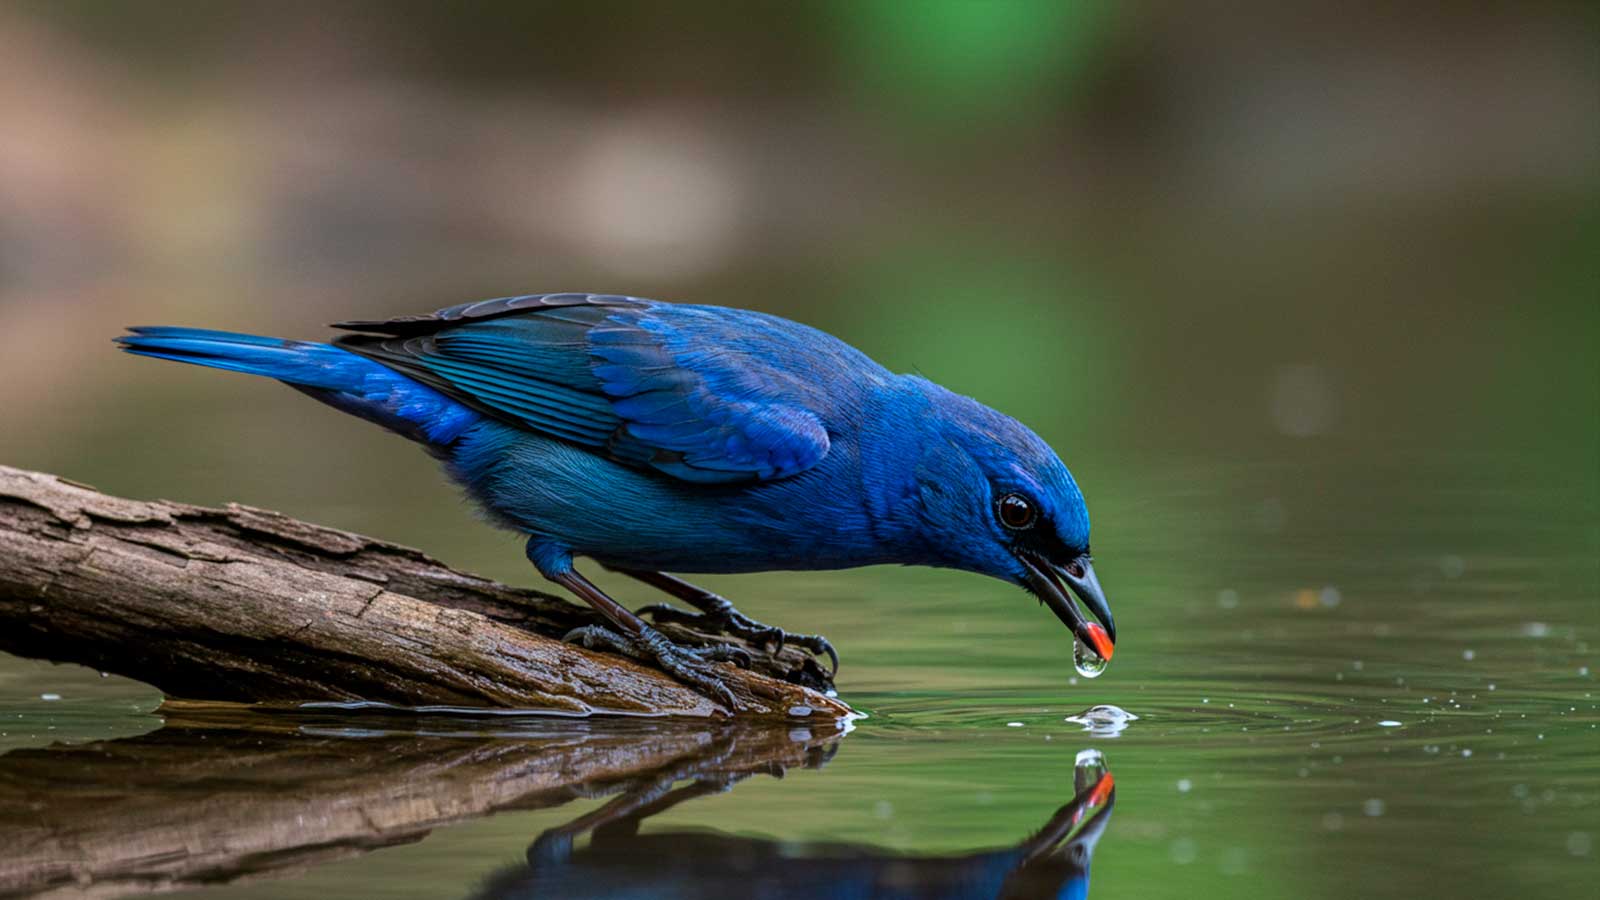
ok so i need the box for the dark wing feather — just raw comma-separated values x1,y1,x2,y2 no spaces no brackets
332,292,646,336
333,295,836,483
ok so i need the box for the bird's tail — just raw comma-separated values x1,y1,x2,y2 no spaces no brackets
115,327,481,447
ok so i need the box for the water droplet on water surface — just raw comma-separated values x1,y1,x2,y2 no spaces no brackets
1065,704,1139,737
1073,639,1109,678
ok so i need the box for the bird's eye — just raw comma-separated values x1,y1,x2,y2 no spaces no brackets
996,493,1037,530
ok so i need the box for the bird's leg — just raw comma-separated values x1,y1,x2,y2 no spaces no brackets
545,565,750,709
526,740,746,867
611,568,839,676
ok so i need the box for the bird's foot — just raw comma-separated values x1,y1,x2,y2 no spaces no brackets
636,596,839,677
563,624,749,708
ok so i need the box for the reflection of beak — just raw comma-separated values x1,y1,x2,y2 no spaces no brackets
1009,750,1117,872
1018,554,1116,661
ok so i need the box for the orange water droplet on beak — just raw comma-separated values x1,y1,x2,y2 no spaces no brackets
1085,623,1114,661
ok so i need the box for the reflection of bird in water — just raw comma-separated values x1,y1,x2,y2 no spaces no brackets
118,292,1116,704
472,749,1115,900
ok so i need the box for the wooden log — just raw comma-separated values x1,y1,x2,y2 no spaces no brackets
0,703,842,898
0,465,851,721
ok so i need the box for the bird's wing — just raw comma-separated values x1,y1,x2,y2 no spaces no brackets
332,294,836,483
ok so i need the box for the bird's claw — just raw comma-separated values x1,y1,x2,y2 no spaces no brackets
562,624,744,709
782,631,839,678
635,598,839,677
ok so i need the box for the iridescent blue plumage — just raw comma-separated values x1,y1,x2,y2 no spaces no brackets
334,295,864,484
117,293,1114,705
118,326,481,446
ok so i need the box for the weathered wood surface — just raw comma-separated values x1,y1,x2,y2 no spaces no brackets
0,465,849,720
0,704,841,898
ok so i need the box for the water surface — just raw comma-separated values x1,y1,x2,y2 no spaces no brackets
1,448,1594,899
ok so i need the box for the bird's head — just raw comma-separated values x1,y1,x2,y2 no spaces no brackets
909,383,1115,662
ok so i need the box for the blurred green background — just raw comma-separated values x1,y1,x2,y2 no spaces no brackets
1,0,1593,542
0,3,1596,899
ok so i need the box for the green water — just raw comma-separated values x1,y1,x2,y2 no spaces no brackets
2,449,1594,899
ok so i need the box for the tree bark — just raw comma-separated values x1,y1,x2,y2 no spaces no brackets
0,465,850,721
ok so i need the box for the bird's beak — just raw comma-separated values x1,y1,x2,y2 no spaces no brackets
1018,553,1116,661
1060,558,1115,647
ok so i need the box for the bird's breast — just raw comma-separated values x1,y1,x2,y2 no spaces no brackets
449,423,907,574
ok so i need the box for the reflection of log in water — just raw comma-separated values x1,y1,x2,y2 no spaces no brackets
479,749,1116,900
0,705,844,899
0,465,846,719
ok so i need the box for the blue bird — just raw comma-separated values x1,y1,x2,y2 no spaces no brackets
116,293,1114,705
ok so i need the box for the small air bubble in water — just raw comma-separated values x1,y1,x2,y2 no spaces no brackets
38,693,60,702
1378,720,1402,727
1073,639,1109,678
1462,649,1475,661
